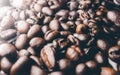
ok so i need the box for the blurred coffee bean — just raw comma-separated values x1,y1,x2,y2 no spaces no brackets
10,9,20,20
76,63,88,75
33,3,43,12
29,37,45,48
30,56,43,66
60,23,70,31
43,16,52,24
107,11,118,22
108,46,120,62
85,60,97,71
76,24,88,34
66,45,84,61
41,25,50,34
60,31,71,37
15,20,30,33
42,7,53,16
44,30,59,41
0,43,17,58
0,29,16,40
49,19,60,30
30,65,47,75
50,71,64,75
18,49,30,57
59,58,71,70
15,34,28,50
0,0,10,7
78,0,91,9
40,46,56,71
37,0,48,6
19,10,28,20
27,24,42,39
27,47,37,56
114,0,120,6
0,15,15,30
67,1,79,10
100,67,117,75
10,56,30,75
117,38,120,46
0,57,13,73
68,11,79,21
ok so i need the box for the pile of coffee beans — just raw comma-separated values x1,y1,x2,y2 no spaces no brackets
0,0,120,75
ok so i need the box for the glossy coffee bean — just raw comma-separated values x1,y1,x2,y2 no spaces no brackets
76,24,88,34
10,56,30,75
76,63,88,75
30,65,47,75
30,56,42,66
16,20,30,33
0,57,13,73
107,11,117,22
15,34,28,50
108,46,120,62
0,43,17,58
27,24,42,39
27,47,37,56
29,37,45,48
0,29,17,40
42,7,53,16
94,52,105,64
49,19,60,30
40,46,56,71
100,67,117,75
18,49,30,57
67,1,78,10
114,0,120,5
50,71,64,75
44,30,59,41
59,58,71,70
85,60,97,70
43,16,52,24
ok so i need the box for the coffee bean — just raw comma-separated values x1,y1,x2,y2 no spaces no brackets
94,52,105,64
108,46,120,62
100,67,117,75
0,43,17,58
15,20,30,34
76,63,88,75
114,0,120,5
0,29,17,40
68,11,79,20
30,65,47,75
60,31,71,37
49,19,60,30
27,47,37,55
42,7,53,16
67,1,79,10
10,56,30,75
85,60,97,71
40,46,56,71
33,3,43,12
15,34,28,50
43,16,52,24
19,10,28,20
27,24,42,39
18,49,30,57
50,71,64,75
44,30,59,41
117,38,120,46
107,11,118,22
29,37,45,48
30,56,43,66
76,24,88,34
59,58,71,70
0,57,13,73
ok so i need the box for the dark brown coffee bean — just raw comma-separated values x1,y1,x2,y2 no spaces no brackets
66,45,84,61
15,20,30,34
49,19,60,30
42,7,53,16
41,25,50,34
67,1,79,10
60,31,71,37
76,24,88,34
108,46,120,62
0,29,16,40
100,67,117,75
0,57,13,73
76,63,88,75
0,15,15,30
60,23,70,31
30,65,47,75
94,52,105,64
43,16,52,24
40,46,56,71
10,56,30,75
114,0,120,5
107,11,117,22
18,49,30,57
59,58,71,70
85,60,97,70
29,37,45,48
30,56,43,66
27,24,42,39
0,43,17,58
117,39,120,46
68,11,79,20
27,47,37,56
44,30,59,41
15,34,28,50
50,71,64,75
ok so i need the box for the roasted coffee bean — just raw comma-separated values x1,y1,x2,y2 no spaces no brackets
0,29,16,40
67,1,79,10
94,52,105,64
29,37,45,48
60,23,70,31
15,34,28,50
0,57,13,73
76,24,88,34
49,19,60,30
107,11,118,22
0,15,15,30
44,30,59,41
27,24,42,39
30,65,47,75
10,56,30,75
66,45,84,61
50,71,64,75
40,46,56,71
59,58,71,70
78,0,91,9
85,60,97,71
19,10,28,20
0,43,17,58
41,25,50,34
117,38,120,46
108,46,120,62
10,9,20,20
42,7,53,16
96,39,109,52
27,47,37,55
37,0,48,6
76,63,88,75
30,56,43,66
15,20,30,34
33,3,43,12
100,67,117,75
43,16,52,24
18,49,30,57
68,11,79,20
60,31,71,37
114,0,120,5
